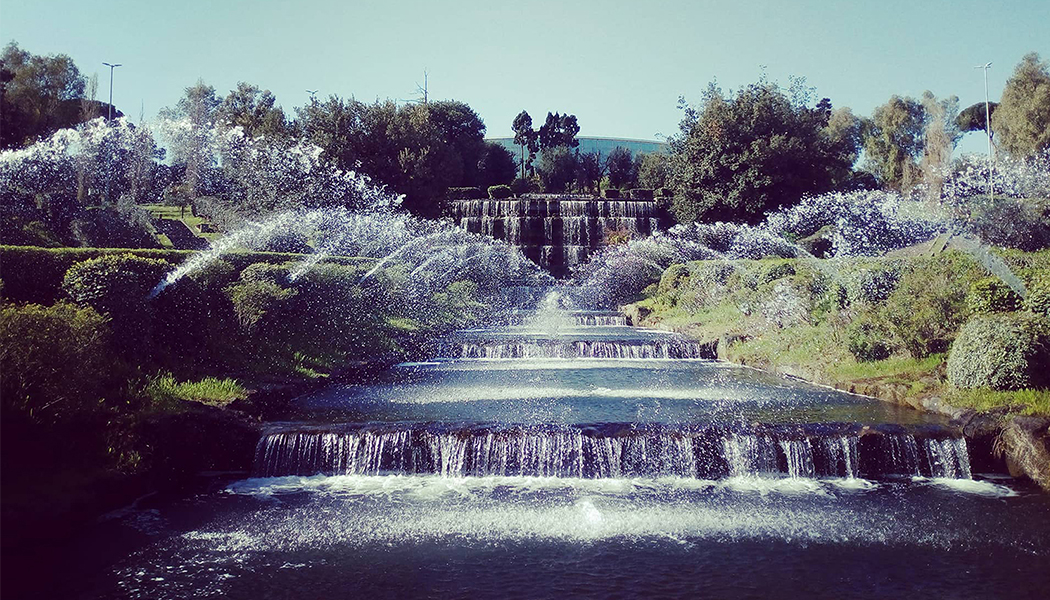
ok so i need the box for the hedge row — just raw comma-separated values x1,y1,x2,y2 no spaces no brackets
0,246,374,305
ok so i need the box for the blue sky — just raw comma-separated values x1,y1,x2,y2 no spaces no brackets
3,0,1047,155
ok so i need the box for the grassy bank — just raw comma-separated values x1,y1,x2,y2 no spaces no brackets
627,251,1050,417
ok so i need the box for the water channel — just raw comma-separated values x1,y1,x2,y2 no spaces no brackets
68,296,1050,598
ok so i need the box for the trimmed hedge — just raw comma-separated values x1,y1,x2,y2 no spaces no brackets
628,188,654,200
0,246,374,305
602,189,621,199
947,312,1050,390
488,185,513,200
448,187,484,200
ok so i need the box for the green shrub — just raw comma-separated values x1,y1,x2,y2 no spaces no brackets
602,189,621,199
846,320,892,362
947,312,1050,390
448,187,484,200
628,188,654,200
488,185,513,200
967,277,1022,314
657,263,691,298
0,302,114,424
224,278,297,334
760,261,796,285
875,254,980,358
63,254,173,355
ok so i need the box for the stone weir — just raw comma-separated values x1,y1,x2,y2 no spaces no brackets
451,194,669,278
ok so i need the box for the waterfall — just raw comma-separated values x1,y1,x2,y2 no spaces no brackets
254,425,974,481
451,194,665,277
453,340,710,360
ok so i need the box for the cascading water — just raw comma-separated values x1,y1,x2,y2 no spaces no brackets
89,290,1050,598
452,194,667,277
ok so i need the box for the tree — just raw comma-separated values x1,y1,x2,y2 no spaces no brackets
957,101,998,135
606,146,636,189
862,95,926,191
669,78,853,223
636,152,670,189
536,146,578,193
478,142,517,188
575,150,604,192
512,110,537,178
919,91,961,202
216,82,289,139
426,100,487,186
537,112,580,150
823,107,864,187
160,80,221,200
992,52,1050,157
0,42,89,149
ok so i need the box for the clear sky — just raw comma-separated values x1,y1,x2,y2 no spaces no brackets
2,0,1047,154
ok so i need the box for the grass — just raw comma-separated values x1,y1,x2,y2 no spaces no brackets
143,204,222,241
145,373,248,409
943,388,1050,416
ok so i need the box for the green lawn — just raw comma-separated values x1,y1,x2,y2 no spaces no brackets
143,204,222,241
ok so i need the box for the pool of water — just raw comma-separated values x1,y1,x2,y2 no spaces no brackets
37,302,1050,599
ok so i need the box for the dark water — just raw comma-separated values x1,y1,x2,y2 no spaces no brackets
40,305,1050,599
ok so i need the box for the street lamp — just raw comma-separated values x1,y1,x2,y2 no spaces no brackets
974,62,993,198
102,62,122,120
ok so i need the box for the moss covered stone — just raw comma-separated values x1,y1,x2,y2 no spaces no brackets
947,312,1050,390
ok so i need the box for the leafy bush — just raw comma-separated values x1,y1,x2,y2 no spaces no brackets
964,197,1050,251
847,320,892,362
874,254,980,358
602,189,621,199
62,254,173,355
628,188,654,200
760,261,796,285
488,185,513,200
947,312,1050,390
657,263,691,297
448,187,484,200
0,302,114,424
967,277,1022,314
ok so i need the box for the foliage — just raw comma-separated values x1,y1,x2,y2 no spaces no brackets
477,142,517,188
62,253,173,354
846,320,891,362
962,196,1050,250
670,78,856,223
537,112,580,150
957,101,997,134
216,82,290,139
874,254,979,358
144,374,247,408
0,302,113,424
862,94,926,190
488,184,513,199
0,42,102,150
636,152,670,189
536,146,578,193
606,146,636,189
967,277,1022,314
947,312,1050,390
992,52,1050,157
918,91,961,201
512,110,538,175
575,150,604,192
159,80,221,200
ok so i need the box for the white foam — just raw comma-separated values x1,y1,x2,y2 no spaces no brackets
915,477,1018,498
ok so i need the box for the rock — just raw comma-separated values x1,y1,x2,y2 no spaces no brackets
622,304,650,326
797,225,835,258
1000,416,1050,490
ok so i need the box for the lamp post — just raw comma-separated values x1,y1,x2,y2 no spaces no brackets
102,62,122,120
974,62,993,198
